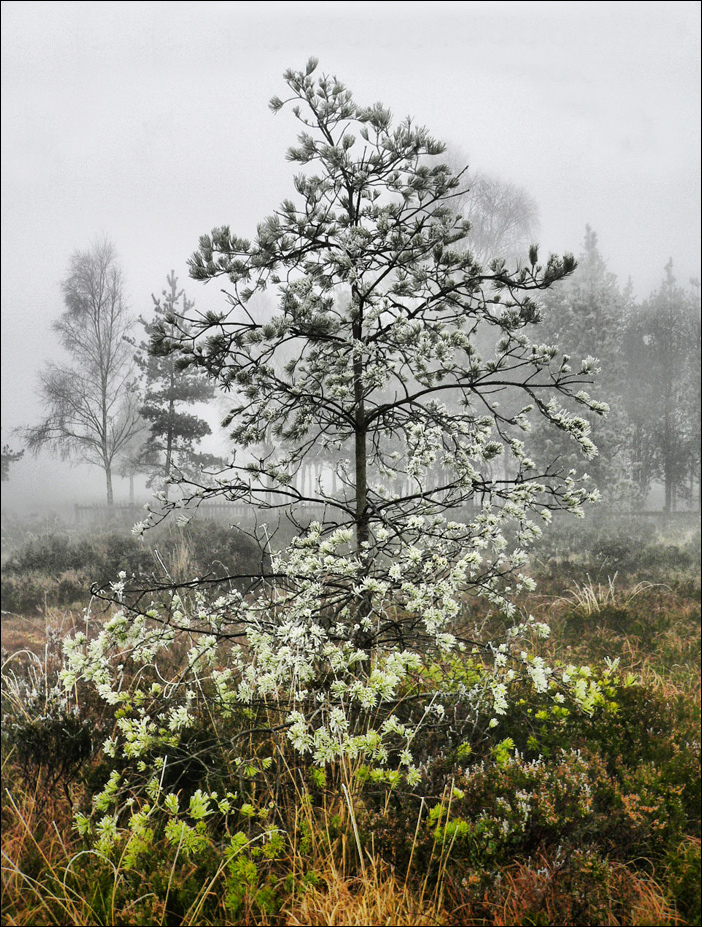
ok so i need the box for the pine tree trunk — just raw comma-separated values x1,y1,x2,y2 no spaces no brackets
352,292,372,674
353,371,368,547
165,390,175,502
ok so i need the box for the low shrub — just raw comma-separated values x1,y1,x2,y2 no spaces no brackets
1,520,266,613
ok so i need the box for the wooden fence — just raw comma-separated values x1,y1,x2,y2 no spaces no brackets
73,500,330,527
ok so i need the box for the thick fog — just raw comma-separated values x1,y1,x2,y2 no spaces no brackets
1,1,700,515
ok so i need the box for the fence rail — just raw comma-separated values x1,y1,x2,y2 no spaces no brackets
73,500,331,526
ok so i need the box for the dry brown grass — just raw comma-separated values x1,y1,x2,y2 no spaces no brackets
0,608,82,657
1,769,451,927
1,771,90,926
284,794,447,926
1,615,50,657
282,859,448,926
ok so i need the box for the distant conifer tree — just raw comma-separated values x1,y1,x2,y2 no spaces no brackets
1,444,24,482
132,272,222,498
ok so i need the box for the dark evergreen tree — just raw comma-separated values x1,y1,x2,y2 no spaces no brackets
134,272,222,497
1,444,24,482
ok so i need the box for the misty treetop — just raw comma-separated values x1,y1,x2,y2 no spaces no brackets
530,227,635,506
621,261,700,512
534,232,700,512
447,161,540,265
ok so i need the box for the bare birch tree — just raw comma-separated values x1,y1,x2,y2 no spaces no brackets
21,239,142,505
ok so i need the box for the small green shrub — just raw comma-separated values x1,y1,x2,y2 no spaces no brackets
4,704,94,797
665,837,702,926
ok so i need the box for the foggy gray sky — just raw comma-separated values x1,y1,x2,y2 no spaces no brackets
1,0,700,510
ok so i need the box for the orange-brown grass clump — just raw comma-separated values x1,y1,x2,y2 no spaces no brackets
486,850,683,927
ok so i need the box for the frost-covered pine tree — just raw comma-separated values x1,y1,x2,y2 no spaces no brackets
156,60,604,642
65,62,609,804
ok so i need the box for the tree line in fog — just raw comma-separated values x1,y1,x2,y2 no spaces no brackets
6,193,699,517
